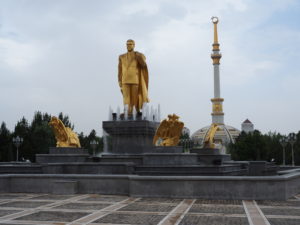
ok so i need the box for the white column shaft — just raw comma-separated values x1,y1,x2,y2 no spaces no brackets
214,65,220,98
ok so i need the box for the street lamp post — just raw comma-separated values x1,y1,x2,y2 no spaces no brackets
90,140,98,156
279,136,287,166
12,136,23,162
288,133,296,167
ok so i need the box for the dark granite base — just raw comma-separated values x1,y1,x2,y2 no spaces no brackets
190,148,223,154
36,147,89,163
103,120,159,154
135,165,246,176
49,147,88,154
42,162,135,174
36,154,89,163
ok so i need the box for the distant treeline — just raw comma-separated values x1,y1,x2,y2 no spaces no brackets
228,130,300,165
0,111,102,162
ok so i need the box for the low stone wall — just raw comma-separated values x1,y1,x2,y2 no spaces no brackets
129,174,299,200
0,174,129,195
0,172,299,200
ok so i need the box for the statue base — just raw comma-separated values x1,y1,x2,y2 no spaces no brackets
102,120,159,154
36,147,89,163
189,148,231,165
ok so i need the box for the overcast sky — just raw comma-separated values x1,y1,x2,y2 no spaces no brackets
1,0,300,136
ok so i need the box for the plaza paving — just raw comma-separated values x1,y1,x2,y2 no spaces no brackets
0,193,299,225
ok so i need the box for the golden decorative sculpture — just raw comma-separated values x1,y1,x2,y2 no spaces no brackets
203,123,219,148
49,116,81,148
153,114,184,146
118,39,149,114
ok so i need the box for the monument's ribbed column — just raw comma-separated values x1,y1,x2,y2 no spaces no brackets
210,17,224,125
214,65,220,98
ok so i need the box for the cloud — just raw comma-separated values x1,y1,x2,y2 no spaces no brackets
0,38,42,71
0,0,299,136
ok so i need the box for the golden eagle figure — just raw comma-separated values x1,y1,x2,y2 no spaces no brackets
153,114,184,146
49,116,81,148
203,123,219,148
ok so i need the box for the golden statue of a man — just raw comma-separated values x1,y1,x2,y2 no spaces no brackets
118,39,149,114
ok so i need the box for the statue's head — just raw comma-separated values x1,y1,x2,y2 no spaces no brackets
126,39,135,52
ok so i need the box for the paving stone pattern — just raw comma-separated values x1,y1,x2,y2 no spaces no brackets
54,202,112,210
0,193,298,225
81,195,128,202
0,194,28,199
30,194,74,200
257,200,300,207
0,210,20,217
194,199,243,205
179,215,249,225
15,210,89,222
189,204,245,214
118,202,175,212
0,201,54,208
93,212,165,225
261,207,300,216
136,198,182,204
268,218,300,225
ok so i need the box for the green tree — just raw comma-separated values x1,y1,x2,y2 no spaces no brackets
13,117,31,161
0,122,13,161
228,130,300,165
58,112,74,129
28,111,56,160
295,131,300,165
228,130,265,161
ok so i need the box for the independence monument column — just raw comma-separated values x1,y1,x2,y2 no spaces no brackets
210,16,224,124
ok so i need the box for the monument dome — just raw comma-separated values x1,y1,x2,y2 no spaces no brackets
192,125,240,147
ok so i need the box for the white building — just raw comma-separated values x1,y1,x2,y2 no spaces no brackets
241,119,254,133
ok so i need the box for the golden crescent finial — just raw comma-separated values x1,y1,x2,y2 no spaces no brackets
211,16,219,24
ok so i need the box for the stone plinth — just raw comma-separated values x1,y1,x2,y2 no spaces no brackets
102,120,159,154
190,148,231,165
49,147,88,154
151,146,183,153
143,153,198,166
36,147,89,163
190,148,225,154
